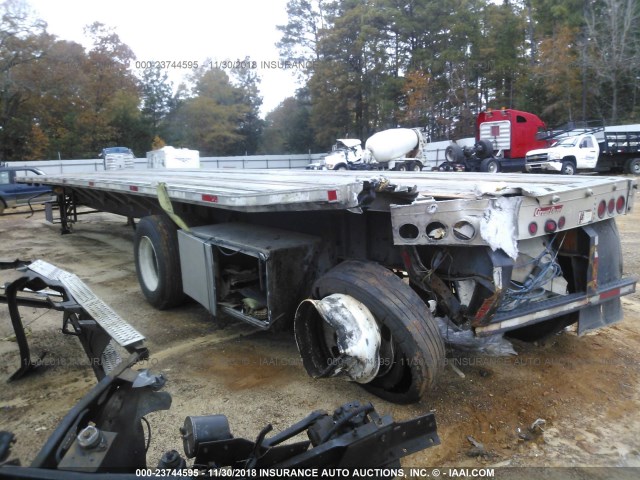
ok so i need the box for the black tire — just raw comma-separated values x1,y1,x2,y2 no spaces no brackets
476,139,494,159
411,162,422,172
445,143,464,163
625,158,640,175
134,215,186,309
561,160,576,175
480,157,500,173
335,164,348,171
0,198,5,215
312,260,445,404
395,163,408,171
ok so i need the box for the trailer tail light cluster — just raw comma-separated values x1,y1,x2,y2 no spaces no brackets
529,195,627,237
598,196,626,218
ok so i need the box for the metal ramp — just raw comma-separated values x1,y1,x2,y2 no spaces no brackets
1,259,147,380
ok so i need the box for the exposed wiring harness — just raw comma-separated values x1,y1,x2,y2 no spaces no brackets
498,234,565,312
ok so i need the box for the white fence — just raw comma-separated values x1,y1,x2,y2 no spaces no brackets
4,153,326,175
4,139,472,174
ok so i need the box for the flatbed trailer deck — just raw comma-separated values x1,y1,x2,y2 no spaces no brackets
19,169,638,403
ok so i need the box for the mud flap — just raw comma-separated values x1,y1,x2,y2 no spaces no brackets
577,300,623,335
578,220,625,335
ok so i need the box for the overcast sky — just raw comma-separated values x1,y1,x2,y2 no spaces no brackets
29,0,300,116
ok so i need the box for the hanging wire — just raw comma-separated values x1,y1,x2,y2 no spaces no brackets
498,234,566,312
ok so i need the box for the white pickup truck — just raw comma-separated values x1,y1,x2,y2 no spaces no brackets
525,126,640,175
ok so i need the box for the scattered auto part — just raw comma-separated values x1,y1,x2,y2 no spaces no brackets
0,260,440,477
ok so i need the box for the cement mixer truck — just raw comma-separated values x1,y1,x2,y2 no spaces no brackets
361,128,429,171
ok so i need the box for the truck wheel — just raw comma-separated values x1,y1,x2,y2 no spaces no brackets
561,161,576,175
134,215,186,310
445,144,464,163
625,158,640,175
476,139,494,159
480,158,500,173
411,162,422,172
0,199,5,215
308,260,445,404
335,164,348,170
395,163,408,171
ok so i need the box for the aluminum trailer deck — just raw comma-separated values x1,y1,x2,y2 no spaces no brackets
22,168,636,209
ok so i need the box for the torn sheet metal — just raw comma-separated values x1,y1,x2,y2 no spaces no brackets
437,316,517,356
479,196,521,259
390,194,522,258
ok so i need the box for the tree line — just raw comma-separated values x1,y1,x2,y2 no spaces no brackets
270,0,640,151
0,0,263,160
1,0,638,161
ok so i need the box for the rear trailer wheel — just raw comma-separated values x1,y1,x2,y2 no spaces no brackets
134,215,186,309
295,260,445,404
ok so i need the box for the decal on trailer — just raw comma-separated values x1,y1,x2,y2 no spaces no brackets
534,205,564,216
579,210,593,225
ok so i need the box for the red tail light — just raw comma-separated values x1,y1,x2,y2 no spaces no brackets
597,200,606,218
558,216,566,229
544,220,557,233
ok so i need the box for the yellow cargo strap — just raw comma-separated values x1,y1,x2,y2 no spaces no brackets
157,182,191,232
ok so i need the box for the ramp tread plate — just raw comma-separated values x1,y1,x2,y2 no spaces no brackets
59,271,145,347
28,260,145,347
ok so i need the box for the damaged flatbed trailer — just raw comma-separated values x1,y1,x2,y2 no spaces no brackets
20,169,638,403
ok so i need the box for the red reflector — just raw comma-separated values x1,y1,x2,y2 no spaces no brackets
89,181,95,187
600,288,620,301
202,194,218,203
544,220,557,233
558,216,566,229
129,185,139,192
327,190,338,202
616,196,625,213
528,222,538,235
597,200,606,218
607,198,615,214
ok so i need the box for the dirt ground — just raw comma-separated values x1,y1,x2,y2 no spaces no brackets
1,185,639,476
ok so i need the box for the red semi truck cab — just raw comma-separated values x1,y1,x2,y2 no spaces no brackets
477,109,548,170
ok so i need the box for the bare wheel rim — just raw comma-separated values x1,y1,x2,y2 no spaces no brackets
139,236,160,291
